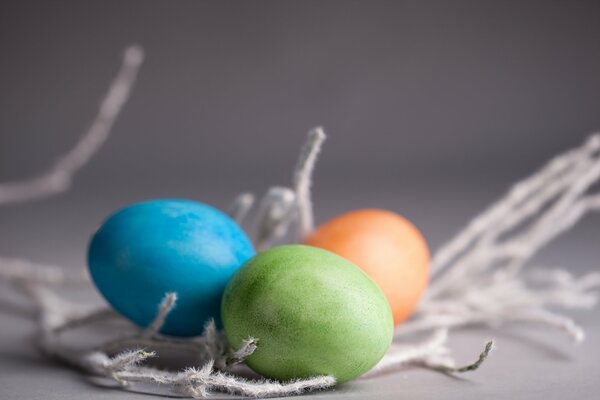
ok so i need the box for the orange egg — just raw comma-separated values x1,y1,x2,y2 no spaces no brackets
304,209,429,325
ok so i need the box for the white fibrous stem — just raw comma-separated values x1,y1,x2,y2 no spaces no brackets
142,293,178,338
0,45,144,205
0,257,89,287
363,329,494,377
293,127,326,241
399,134,600,344
253,127,327,249
254,187,297,250
115,362,336,398
228,193,255,225
1,45,599,398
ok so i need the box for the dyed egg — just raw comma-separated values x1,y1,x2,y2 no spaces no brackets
221,245,393,383
88,199,255,337
305,209,429,325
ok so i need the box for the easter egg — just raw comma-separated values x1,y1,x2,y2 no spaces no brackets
304,209,429,325
221,245,393,383
88,199,255,337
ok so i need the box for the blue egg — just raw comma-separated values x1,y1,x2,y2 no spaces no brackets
88,199,255,337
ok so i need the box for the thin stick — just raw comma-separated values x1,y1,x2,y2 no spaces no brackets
429,134,600,278
254,187,297,250
228,193,255,224
0,257,89,286
142,293,178,338
429,341,494,373
293,127,326,241
0,45,144,205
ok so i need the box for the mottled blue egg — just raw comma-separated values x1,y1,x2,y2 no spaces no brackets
88,199,255,337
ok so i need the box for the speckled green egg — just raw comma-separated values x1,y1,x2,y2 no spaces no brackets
221,245,393,383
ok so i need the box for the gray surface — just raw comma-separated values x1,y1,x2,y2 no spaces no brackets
1,1,600,398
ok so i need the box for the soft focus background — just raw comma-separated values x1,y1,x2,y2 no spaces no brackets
1,1,599,399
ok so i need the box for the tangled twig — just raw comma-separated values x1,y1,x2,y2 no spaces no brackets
397,134,600,343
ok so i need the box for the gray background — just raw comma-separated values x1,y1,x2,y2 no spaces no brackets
1,1,599,399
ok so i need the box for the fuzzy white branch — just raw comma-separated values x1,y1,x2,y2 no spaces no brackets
116,361,336,398
426,340,494,373
429,134,600,279
0,257,89,286
365,329,494,377
142,292,178,338
0,45,144,205
293,127,326,241
363,329,450,377
227,337,258,367
400,266,599,342
254,187,297,250
228,192,255,224
407,134,600,346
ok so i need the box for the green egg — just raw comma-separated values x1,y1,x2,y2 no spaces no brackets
221,244,393,383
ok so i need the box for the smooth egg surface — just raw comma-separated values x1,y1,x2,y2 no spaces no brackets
88,199,255,337
221,245,394,383
305,209,430,325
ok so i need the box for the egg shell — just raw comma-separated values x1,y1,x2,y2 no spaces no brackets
88,199,255,337
221,245,393,383
304,209,429,325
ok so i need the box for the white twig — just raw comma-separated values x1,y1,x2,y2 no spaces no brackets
254,187,297,250
227,337,258,367
512,310,585,342
365,329,494,377
293,127,326,241
429,134,600,279
0,257,89,286
142,292,178,338
202,319,227,369
363,329,450,377
90,349,156,385
228,192,255,224
402,135,600,347
426,340,494,373
116,361,336,398
0,45,144,205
